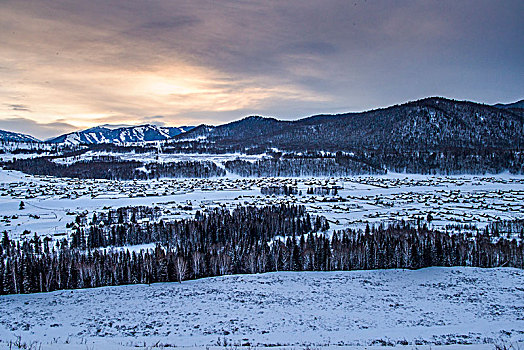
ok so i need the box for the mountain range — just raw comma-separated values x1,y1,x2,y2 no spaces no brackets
0,129,41,143
46,125,194,145
0,97,522,150
0,124,194,145
173,97,524,152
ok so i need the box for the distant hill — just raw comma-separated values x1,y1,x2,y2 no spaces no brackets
3,97,524,174
493,99,524,110
174,97,524,152
0,129,40,143
170,97,524,174
47,124,194,145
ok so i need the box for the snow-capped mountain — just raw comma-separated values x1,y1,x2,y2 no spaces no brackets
47,125,194,145
0,129,41,143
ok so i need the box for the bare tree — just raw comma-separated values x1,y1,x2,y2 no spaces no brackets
191,250,203,278
175,255,187,283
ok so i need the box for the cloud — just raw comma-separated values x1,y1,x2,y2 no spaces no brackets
0,0,522,137
141,116,166,127
284,41,339,56
140,16,200,30
6,104,31,112
0,117,77,140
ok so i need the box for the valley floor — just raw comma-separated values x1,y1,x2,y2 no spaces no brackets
0,267,522,349
2,169,524,242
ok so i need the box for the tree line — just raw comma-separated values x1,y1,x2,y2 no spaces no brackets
72,205,325,249
0,205,522,295
2,158,226,179
261,185,299,196
224,156,385,177
3,147,522,178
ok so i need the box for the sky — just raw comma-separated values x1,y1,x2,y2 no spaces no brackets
0,0,523,139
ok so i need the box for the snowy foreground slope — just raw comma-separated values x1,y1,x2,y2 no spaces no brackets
0,268,522,349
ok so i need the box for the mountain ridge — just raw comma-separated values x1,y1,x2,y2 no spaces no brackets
46,124,194,145
1,97,523,147
0,129,41,143
173,96,524,152
493,99,524,110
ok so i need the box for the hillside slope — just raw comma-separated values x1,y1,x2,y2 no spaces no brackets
175,97,524,152
0,268,521,349
0,129,40,143
47,124,194,145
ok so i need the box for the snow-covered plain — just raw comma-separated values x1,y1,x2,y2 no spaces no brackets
1,169,523,241
51,150,270,166
0,267,522,349
1,165,524,350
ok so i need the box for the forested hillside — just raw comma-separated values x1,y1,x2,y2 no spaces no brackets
176,97,524,151
2,97,523,176
171,97,524,174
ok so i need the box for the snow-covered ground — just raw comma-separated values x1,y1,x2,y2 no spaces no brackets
51,151,270,166
0,267,522,349
51,150,270,176
1,169,523,242
1,168,523,350
0,145,57,161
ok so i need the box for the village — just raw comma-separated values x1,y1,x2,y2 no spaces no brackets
1,169,523,243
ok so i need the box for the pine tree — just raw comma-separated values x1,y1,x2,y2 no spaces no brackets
3,260,16,294
1,231,10,256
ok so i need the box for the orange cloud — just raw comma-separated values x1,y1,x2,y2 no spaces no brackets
0,0,522,139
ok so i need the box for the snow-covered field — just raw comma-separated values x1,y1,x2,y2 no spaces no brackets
0,267,522,349
0,142,72,161
1,167,523,350
1,169,523,241
51,151,269,166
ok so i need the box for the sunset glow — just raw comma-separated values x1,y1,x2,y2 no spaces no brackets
0,0,522,138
